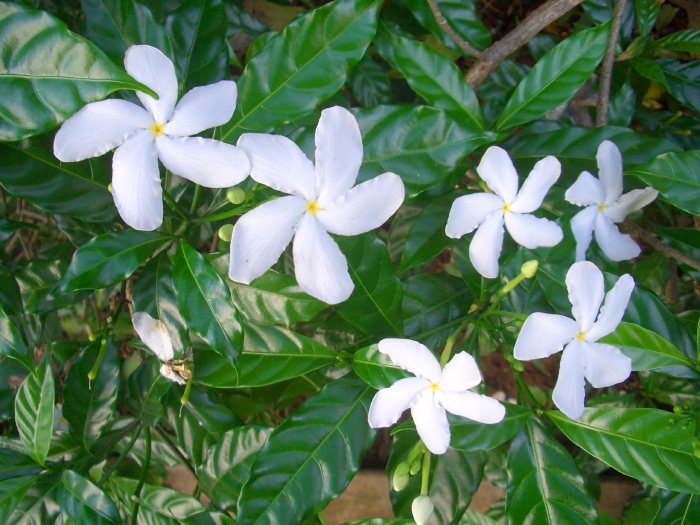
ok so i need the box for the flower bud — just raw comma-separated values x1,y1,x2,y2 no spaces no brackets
411,495,434,525
409,457,422,476
521,260,538,279
226,187,246,204
218,224,234,243
392,462,410,491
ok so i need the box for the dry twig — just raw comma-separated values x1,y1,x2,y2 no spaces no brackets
595,0,627,127
624,219,700,272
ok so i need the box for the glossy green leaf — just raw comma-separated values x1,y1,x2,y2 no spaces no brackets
601,322,696,372
14,355,54,465
496,22,610,131
237,376,375,525
550,407,700,493
80,0,173,65
0,449,42,482
655,226,700,279
193,324,338,388
165,0,227,89
0,266,22,316
63,339,120,451
477,58,530,125
15,259,89,314
198,425,272,511
353,343,411,390
626,150,700,216
651,491,700,525
0,2,154,141
0,475,36,522
655,30,700,53
126,358,170,427
608,80,635,127
631,57,670,89
0,305,32,371
635,0,660,36
131,252,189,356
58,230,171,292
5,471,61,524
658,59,700,114
459,510,500,525
334,234,403,337
57,470,121,525
220,0,380,142
506,417,597,525
0,133,116,222
346,55,392,107
450,403,531,452
380,29,483,129
355,105,497,195
171,241,242,367
339,520,411,525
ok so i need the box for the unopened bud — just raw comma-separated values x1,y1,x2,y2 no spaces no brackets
409,457,422,476
393,462,410,491
107,183,113,194
218,224,233,242
521,260,538,279
412,496,434,525
226,187,246,204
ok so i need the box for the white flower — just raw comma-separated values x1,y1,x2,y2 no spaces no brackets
513,261,634,419
54,45,250,231
412,496,434,525
132,311,186,384
565,140,658,261
229,106,405,305
367,339,505,455
445,146,563,278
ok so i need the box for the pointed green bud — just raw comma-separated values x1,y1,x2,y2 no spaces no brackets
521,260,538,279
393,462,410,491
226,187,246,204
218,224,234,243
409,457,422,476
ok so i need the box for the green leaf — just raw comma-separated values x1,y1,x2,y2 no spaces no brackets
80,0,173,65
220,0,380,143
165,0,227,90
193,324,338,388
15,259,89,314
450,403,531,452
626,150,700,216
459,510,500,525
5,471,61,524
496,22,611,131
0,133,116,222
171,241,242,367
131,252,189,356
655,226,700,278
63,339,120,451
651,491,700,525
0,2,154,141
549,407,700,494
14,355,54,465
600,322,696,372
237,376,375,525
657,59,700,114
655,30,700,53
506,417,598,525
355,105,497,195
334,234,403,337
0,449,42,481
635,0,661,36
57,470,121,525
631,57,670,90
58,229,172,292
198,425,272,511
0,305,32,370
126,358,170,427
353,343,411,390
608,81,635,127
0,475,36,522
346,55,392,108
0,266,22,316
380,29,483,129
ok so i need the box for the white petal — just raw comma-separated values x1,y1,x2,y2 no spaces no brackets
411,392,450,455
124,45,178,124
597,140,623,204
367,377,431,428
160,364,187,385
604,188,659,223
436,390,505,424
565,171,605,207
112,130,163,231
155,135,250,187
377,338,442,383
566,260,604,333
570,206,598,262
292,214,353,304
439,351,482,391
586,273,634,342
513,312,578,360
476,146,519,203
469,212,505,279
580,342,631,388
229,196,305,284
412,496,435,525
445,193,503,239
593,213,641,261
315,173,404,236
237,133,317,200
552,343,587,419
504,213,563,249
133,311,174,361
314,106,364,205
510,155,560,213
165,81,238,136
54,100,151,162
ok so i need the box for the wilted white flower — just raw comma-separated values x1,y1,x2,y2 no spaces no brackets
229,106,405,304
367,339,505,455
446,146,563,278
132,311,187,384
513,261,634,419
54,45,250,231
565,140,658,261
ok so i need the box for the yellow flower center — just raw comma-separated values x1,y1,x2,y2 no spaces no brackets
429,382,440,392
576,331,586,342
598,203,606,212
306,200,320,215
150,121,166,136
502,203,511,213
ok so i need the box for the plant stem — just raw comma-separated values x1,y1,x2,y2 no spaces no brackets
163,190,188,221
596,0,627,127
97,424,142,487
189,184,202,216
131,427,151,524
426,0,483,58
420,450,431,496
623,220,700,272
152,425,198,478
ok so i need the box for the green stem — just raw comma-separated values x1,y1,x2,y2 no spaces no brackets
193,203,253,224
131,427,151,524
189,184,202,216
97,424,142,487
152,425,198,478
87,339,107,382
180,376,193,405
481,310,528,321
420,450,431,496
163,190,188,221
515,373,541,411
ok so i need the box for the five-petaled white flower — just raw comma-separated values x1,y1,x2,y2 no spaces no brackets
54,45,250,231
445,146,563,279
565,140,658,262
133,311,187,384
513,261,634,419
229,106,405,305
367,339,505,455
